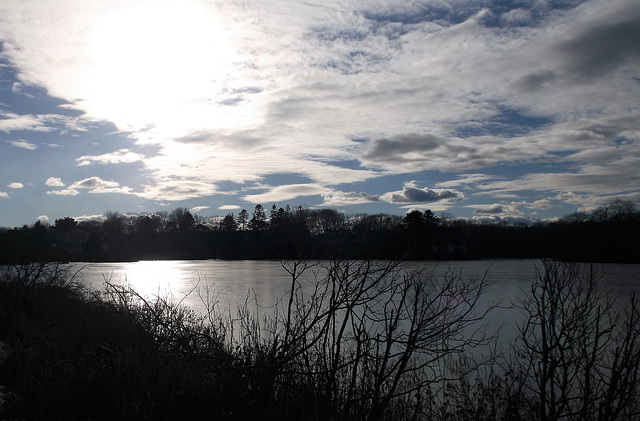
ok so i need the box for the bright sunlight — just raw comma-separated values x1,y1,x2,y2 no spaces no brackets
81,0,236,135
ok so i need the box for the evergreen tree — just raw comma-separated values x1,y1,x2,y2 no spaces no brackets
248,205,268,231
237,209,249,231
220,213,238,232
270,207,291,230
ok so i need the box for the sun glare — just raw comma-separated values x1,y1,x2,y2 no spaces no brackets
120,260,188,299
83,0,236,133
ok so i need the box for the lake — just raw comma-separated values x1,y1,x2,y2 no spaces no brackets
67,259,640,345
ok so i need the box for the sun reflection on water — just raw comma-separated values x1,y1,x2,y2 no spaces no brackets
117,260,190,300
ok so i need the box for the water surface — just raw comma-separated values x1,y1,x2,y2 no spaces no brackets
69,259,640,345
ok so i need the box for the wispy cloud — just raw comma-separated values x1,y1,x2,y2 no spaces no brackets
46,188,79,196
190,206,210,213
0,0,638,226
321,190,379,207
242,184,328,204
76,149,144,166
6,140,37,150
136,180,218,201
0,111,90,134
0,112,54,133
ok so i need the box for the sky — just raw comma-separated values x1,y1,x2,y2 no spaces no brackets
0,0,639,227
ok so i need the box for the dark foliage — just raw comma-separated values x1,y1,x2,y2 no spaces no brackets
1,201,638,263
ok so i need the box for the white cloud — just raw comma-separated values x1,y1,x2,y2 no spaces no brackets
88,186,133,194
6,139,37,150
242,184,328,204
46,188,79,196
76,149,144,166
219,205,241,210
0,112,51,133
7,182,23,189
556,192,587,205
528,199,553,210
136,180,218,201
70,177,119,190
190,206,210,213
45,177,65,187
436,174,498,189
46,176,131,196
321,190,379,207
11,82,24,93
0,192,8,198
500,9,532,26
0,0,638,214
73,214,106,223
0,111,88,134
36,215,49,221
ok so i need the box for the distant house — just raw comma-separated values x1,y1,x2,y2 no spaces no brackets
55,228,90,254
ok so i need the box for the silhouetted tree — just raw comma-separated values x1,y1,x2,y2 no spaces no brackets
236,209,249,231
103,211,125,237
403,210,426,230
312,209,345,234
248,205,268,231
169,208,195,231
561,211,589,223
156,210,169,232
423,209,438,226
102,211,125,252
135,215,159,237
54,217,77,232
591,200,639,222
403,209,438,230
270,207,290,230
220,213,238,232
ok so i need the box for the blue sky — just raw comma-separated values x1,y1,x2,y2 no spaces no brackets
1,0,639,227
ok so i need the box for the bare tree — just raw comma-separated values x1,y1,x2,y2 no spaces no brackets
511,260,640,421
230,259,493,420
168,207,195,231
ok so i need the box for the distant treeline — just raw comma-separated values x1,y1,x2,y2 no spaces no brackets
1,200,639,263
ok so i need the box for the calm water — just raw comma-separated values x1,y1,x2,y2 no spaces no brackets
67,259,640,344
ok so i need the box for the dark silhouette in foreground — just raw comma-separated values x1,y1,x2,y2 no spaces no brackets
1,260,639,420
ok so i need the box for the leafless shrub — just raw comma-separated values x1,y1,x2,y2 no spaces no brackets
225,259,494,420
0,261,82,289
509,260,640,421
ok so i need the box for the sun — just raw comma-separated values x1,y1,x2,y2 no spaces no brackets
81,0,235,134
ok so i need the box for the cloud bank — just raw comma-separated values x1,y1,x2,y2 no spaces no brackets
0,0,638,225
